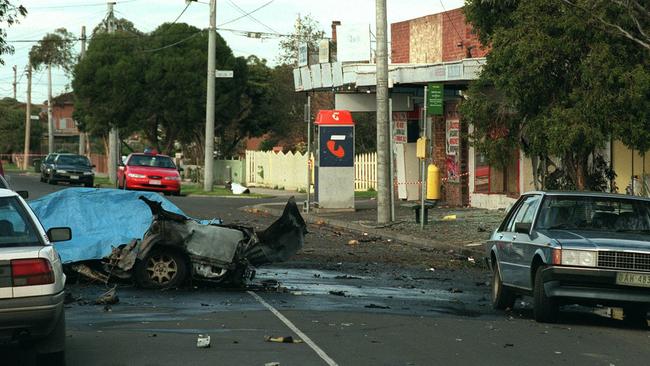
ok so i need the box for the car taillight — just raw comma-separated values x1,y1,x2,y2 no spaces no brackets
11,258,54,286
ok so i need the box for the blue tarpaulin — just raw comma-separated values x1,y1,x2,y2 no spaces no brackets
29,188,189,263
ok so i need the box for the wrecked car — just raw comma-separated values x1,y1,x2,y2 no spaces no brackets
29,188,307,288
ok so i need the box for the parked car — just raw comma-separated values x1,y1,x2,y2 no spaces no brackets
487,191,650,326
42,154,94,187
0,188,71,364
117,152,181,196
0,159,4,177
39,153,59,183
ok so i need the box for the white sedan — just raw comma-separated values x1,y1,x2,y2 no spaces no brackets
0,188,71,365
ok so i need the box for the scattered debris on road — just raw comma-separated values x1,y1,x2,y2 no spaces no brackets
265,362,281,366
365,304,391,309
334,275,361,280
94,286,119,305
329,290,347,297
197,334,211,348
265,336,303,344
227,182,250,195
347,239,359,246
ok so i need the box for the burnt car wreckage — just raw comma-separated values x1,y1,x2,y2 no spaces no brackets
29,189,307,289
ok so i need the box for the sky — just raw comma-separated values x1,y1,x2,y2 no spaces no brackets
0,0,464,104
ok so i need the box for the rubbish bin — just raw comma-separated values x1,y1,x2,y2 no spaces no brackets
33,159,41,173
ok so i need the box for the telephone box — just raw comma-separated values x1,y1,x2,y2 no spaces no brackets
314,110,355,210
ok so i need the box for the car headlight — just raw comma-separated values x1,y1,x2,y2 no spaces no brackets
127,173,146,178
57,169,67,174
561,250,597,267
164,176,181,181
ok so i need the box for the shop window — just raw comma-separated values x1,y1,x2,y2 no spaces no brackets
474,150,519,196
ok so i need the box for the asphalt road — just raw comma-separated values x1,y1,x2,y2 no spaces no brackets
3,173,649,366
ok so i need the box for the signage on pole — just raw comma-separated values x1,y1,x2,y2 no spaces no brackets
215,70,234,78
426,83,443,116
298,43,308,67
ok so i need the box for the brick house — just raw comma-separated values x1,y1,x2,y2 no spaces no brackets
41,92,81,153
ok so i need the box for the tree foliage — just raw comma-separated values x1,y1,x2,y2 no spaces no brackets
462,0,650,190
29,28,75,72
277,14,325,66
73,20,278,160
0,98,42,154
0,1,26,65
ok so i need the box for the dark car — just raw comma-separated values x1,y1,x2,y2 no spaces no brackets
43,154,94,187
0,159,4,177
487,191,650,326
39,153,59,183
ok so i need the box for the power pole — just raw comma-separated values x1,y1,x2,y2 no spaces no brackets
375,0,391,223
78,25,87,156
12,65,16,100
47,63,53,153
23,62,32,170
107,2,119,184
203,0,217,192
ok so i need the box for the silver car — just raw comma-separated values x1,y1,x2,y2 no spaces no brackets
0,188,71,365
487,191,650,325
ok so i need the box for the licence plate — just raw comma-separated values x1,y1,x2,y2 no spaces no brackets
616,272,650,288
70,175,79,180
149,179,161,185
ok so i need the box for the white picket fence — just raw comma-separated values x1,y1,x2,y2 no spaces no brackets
245,150,377,191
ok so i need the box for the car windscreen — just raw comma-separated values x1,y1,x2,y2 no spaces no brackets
0,197,42,247
535,195,650,233
57,155,91,166
127,155,176,169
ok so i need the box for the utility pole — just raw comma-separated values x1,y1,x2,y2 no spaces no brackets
78,25,87,156
12,65,16,100
203,0,217,192
47,63,53,154
375,0,391,224
305,95,312,213
107,2,119,184
23,62,32,170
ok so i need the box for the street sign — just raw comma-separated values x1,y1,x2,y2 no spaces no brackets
427,83,443,116
298,43,308,67
215,70,234,78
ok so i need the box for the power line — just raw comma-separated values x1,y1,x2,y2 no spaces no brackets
167,2,192,27
225,0,278,34
140,31,204,53
218,0,275,28
26,0,140,10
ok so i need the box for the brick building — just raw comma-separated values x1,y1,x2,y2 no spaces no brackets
41,92,82,153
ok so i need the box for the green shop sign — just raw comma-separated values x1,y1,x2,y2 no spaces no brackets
426,83,443,116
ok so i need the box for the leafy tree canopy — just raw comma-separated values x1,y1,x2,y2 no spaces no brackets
277,14,325,66
0,98,42,154
0,1,26,65
29,28,75,73
462,0,650,189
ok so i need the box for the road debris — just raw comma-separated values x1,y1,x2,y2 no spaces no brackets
94,286,119,305
334,275,361,280
329,290,347,297
426,267,436,272
71,264,110,284
442,214,457,221
347,239,359,246
265,336,303,344
364,304,391,309
196,334,211,348
265,363,280,366
227,182,250,194
504,343,514,348
448,288,463,293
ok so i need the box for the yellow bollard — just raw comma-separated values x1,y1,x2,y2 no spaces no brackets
427,164,440,200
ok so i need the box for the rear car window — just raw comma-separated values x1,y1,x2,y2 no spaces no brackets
0,197,42,247
57,155,91,166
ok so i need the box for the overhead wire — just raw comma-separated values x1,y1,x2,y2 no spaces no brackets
225,0,278,34
218,0,275,28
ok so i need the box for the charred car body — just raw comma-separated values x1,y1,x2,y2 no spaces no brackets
29,189,306,288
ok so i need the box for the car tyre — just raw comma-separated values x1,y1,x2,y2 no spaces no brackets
172,189,181,197
134,248,188,289
84,180,94,188
47,176,57,185
533,266,558,323
35,309,65,366
491,264,516,310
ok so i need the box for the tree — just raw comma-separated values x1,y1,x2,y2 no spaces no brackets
0,98,42,154
29,27,76,153
462,0,650,190
277,14,325,66
0,1,26,65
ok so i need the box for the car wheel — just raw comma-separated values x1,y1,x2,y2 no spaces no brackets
623,305,648,329
35,309,65,366
172,189,181,197
47,176,57,185
134,248,188,289
40,174,45,183
533,266,558,323
491,264,516,310
84,180,94,188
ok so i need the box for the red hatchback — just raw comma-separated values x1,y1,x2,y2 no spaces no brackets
117,153,181,196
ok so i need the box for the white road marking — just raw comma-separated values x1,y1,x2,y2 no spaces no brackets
247,291,339,366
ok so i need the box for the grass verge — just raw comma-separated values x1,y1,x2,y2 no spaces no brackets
355,189,377,199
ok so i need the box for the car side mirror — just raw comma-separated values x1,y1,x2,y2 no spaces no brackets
17,191,29,199
47,227,72,242
514,222,532,234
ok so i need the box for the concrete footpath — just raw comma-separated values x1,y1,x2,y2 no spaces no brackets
245,196,507,255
